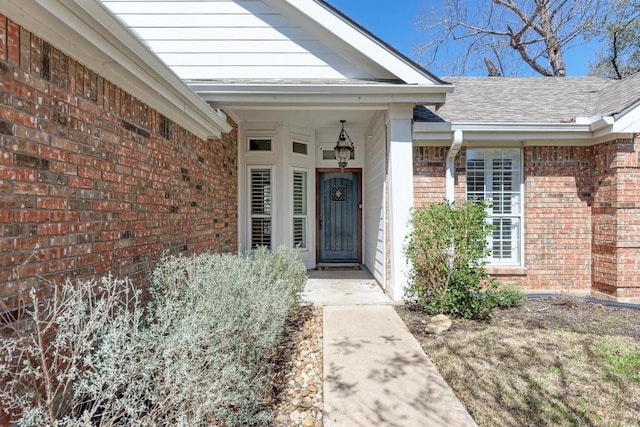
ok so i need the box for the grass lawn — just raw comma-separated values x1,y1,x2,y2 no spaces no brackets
397,296,640,427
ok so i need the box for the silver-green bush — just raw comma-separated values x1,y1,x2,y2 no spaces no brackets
0,247,307,426
143,247,307,425
0,275,145,426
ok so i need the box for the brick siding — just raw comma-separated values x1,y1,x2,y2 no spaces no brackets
519,146,593,291
0,15,238,311
592,137,640,300
412,141,640,301
414,146,446,205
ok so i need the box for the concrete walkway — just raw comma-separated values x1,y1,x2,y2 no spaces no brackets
302,268,477,427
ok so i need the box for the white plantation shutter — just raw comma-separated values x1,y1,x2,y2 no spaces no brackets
250,168,271,249
466,157,485,201
292,170,307,248
467,149,522,265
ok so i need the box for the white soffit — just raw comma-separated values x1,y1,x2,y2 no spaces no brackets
3,0,230,139
99,0,444,86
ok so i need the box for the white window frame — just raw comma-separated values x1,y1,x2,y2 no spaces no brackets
292,140,309,157
466,148,524,266
248,166,273,249
292,169,308,249
246,135,274,155
318,145,356,162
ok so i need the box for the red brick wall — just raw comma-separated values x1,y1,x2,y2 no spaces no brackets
592,137,640,300
0,16,238,310
413,145,594,294
413,146,446,206
518,146,593,292
413,140,640,300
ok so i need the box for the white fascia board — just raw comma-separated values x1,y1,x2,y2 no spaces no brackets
612,104,640,133
267,0,442,85
188,83,454,96
449,123,593,133
64,0,231,136
201,93,449,109
5,0,231,139
414,121,595,144
191,82,451,108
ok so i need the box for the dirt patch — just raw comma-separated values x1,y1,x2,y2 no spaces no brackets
397,296,640,427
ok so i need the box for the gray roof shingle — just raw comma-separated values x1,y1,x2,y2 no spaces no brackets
591,71,640,117
420,76,612,124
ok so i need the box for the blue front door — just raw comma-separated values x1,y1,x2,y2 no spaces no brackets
318,171,359,262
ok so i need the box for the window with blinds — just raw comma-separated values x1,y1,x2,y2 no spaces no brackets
466,149,522,265
292,171,307,248
250,168,272,249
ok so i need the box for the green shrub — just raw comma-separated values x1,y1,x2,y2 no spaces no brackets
0,247,307,426
404,200,495,319
486,287,527,308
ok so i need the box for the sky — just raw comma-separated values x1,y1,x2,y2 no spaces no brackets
326,0,598,77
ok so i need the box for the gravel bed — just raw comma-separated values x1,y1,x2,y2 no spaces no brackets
270,305,323,427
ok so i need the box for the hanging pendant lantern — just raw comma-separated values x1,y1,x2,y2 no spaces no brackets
334,119,354,172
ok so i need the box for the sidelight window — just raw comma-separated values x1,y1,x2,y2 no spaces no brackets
292,170,307,248
250,168,272,249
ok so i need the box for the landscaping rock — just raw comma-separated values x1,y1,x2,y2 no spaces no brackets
425,314,452,335
272,306,323,426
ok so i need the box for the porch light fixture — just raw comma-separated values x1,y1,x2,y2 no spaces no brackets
334,119,354,172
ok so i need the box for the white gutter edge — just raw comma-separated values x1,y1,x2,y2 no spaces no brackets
73,0,232,136
7,0,231,139
446,130,463,202
588,115,615,131
187,82,455,95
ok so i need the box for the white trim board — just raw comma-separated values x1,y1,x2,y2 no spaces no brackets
3,0,231,139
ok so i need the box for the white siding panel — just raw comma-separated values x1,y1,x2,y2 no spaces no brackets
120,14,292,28
104,1,276,15
363,113,386,287
157,52,349,67
101,0,378,80
131,27,310,41
147,40,329,54
169,65,350,79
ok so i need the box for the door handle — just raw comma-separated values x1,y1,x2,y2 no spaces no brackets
319,213,323,231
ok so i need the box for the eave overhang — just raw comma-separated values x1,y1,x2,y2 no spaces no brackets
3,0,231,139
413,121,633,146
190,82,453,110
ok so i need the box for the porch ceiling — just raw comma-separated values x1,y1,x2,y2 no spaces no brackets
223,108,377,131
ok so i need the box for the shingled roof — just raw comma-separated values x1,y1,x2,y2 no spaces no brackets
591,71,640,117
418,76,611,124
415,73,640,124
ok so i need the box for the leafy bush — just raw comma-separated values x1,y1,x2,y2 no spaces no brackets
0,247,307,426
404,200,495,319
486,288,527,308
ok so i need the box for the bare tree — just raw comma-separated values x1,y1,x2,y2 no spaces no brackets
417,0,604,77
589,0,640,79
